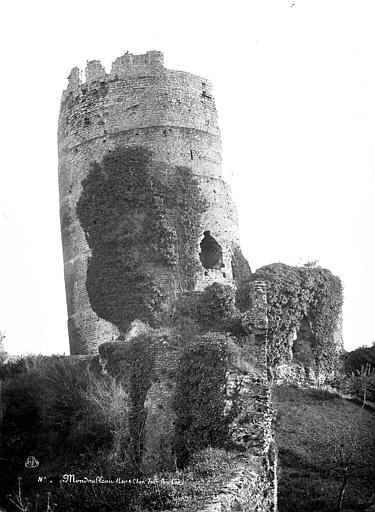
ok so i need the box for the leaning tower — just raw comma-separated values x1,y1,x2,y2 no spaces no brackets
58,51,251,354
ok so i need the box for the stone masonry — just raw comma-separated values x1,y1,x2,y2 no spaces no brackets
58,51,250,355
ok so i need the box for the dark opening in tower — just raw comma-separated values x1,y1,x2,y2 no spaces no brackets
199,231,224,269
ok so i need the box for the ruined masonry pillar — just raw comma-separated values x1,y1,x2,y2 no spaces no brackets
242,280,271,455
243,280,277,510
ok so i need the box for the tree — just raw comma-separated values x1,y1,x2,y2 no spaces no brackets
322,418,363,511
344,364,375,402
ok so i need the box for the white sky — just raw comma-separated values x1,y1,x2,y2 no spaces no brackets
0,0,374,354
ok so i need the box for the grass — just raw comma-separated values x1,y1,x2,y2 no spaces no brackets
273,384,375,512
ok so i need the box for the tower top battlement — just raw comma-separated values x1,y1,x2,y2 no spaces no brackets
66,51,164,90
64,51,213,99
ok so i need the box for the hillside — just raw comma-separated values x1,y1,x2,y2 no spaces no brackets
274,384,375,512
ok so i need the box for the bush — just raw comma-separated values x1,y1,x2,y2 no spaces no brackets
81,375,130,461
0,355,133,506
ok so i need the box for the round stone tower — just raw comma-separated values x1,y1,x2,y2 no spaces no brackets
58,51,251,354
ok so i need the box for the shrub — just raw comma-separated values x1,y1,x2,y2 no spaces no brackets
81,375,130,461
0,355,130,504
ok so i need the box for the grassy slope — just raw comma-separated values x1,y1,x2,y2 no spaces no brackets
273,384,375,512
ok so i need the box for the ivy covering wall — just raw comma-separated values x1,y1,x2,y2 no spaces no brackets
251,263,343,372
76,146,207,332
173,282,246,337
173,333,230,466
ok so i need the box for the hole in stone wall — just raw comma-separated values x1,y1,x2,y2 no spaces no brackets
202,86,212,99
199,231,224,270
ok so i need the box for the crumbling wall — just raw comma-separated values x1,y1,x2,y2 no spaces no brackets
249,263,343,383
99,280,276,511
241,281,273,457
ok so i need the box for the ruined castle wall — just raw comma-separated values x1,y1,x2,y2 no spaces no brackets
99,281,277,511
59,51,247,354
241,280,277,510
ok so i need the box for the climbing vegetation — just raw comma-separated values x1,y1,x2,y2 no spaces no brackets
76,146,207,332
250,263,343,372
173,333,230,466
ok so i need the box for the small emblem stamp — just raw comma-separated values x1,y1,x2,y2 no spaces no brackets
25,456,39,469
